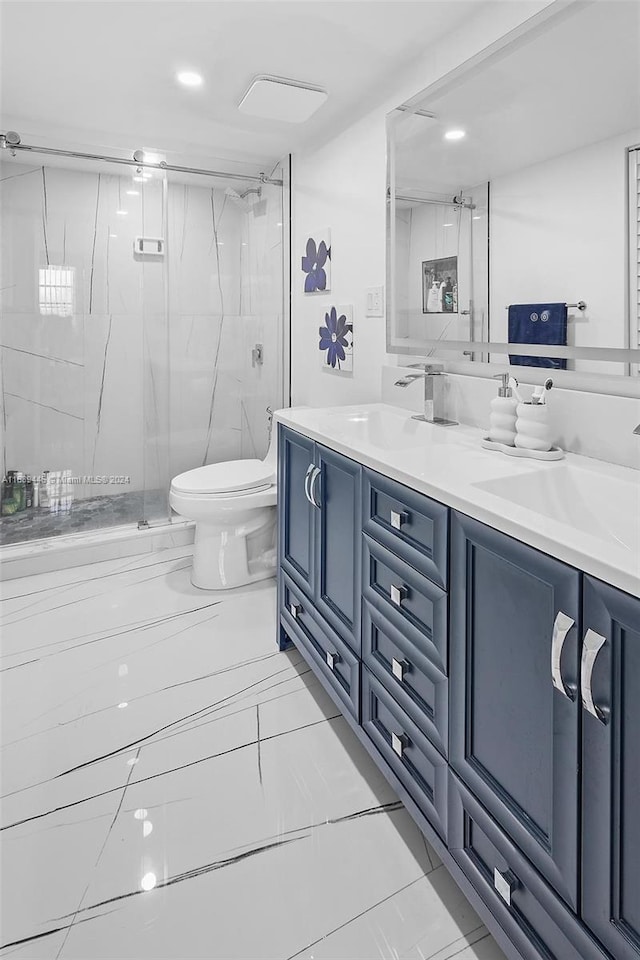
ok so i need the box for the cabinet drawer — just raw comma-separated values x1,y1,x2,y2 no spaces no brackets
361,667,447,840
362,468,448,589
449,774,607,960
281,574,359,720
363,600,448,756
363,534,447,675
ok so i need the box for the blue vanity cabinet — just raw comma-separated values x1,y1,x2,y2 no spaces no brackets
278,425,361,654
581,576,640,960
279,425,316,596
450,511,582,911
313,444,362,653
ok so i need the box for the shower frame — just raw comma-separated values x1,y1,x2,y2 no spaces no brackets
0,132,290,547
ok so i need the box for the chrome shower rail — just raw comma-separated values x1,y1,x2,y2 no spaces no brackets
0,132,283,185
388,190,475,210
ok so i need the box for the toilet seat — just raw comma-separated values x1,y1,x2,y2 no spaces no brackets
171,459,276,497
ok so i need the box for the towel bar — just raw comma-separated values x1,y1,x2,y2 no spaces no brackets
504,301,586,311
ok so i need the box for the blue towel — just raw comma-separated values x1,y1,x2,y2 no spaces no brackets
508,303,567,369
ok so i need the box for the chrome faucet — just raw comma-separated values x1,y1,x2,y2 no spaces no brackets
394,363,458,426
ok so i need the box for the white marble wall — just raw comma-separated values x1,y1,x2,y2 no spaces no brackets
0,158,284,510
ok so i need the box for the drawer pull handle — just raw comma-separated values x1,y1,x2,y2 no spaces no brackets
494,867,518,907
326,651,340,671
581,629,607,723
289,602,302,619
391,731,408,758
390,584,408,607
392,657,409,682
390,509,408,530
551,611,575,700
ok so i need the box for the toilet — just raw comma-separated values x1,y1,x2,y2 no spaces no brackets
170,429,278,591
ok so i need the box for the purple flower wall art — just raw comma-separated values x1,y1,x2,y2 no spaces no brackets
319,305,353,373
301,229,331,293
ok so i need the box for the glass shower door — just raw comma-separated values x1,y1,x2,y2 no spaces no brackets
0,153,171,544
164,166,285,482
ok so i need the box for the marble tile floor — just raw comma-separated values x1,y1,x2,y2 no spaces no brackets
0,545,507,960
0,490,169,546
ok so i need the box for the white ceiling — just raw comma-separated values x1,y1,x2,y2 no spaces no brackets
0,0,480,174
395,1,640,193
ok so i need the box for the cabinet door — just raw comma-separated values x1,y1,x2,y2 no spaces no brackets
314,444,362,653
278,425,315,595
582,576,640,960
450,512,581,909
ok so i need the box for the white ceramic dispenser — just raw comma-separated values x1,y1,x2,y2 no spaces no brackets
488,373,518,445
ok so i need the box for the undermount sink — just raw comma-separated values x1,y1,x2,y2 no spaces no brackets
474,466,640,553
317,407,430,451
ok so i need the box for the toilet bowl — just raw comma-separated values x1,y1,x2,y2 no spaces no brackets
170,431,278,591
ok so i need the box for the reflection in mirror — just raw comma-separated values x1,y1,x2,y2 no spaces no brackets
387,1,640,377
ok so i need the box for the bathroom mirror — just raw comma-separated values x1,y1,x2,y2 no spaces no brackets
387,1,640,377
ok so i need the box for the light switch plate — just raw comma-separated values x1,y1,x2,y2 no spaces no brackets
365,286,384,317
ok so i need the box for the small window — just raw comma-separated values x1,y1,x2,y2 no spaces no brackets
39,266,75,317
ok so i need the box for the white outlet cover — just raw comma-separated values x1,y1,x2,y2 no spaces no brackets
365,286,384,317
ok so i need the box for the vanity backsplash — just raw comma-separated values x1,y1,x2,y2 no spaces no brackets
382,367,640,471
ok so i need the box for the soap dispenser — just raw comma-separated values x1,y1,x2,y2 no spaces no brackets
488,373,518,445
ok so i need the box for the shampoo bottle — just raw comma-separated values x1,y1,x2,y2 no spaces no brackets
488,373,518,445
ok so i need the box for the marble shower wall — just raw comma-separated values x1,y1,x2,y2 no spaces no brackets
0,158,284,511
166,174,284,478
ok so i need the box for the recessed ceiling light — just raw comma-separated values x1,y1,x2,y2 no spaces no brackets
116,210,128,216
177,71,203,88
473,215,482,220
238,75,327,123
126,190,139,196
444,129,466,141
443,223,453,227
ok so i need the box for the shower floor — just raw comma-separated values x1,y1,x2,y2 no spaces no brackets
0,489,168,546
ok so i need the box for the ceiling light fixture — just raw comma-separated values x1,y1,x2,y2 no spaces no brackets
177,71,203,88
126,190,139,196
444,129,466,141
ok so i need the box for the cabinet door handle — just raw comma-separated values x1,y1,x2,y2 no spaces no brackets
391,731,408,758
309,466,321,508
390,509,408,530
581,629,607,723
551,611,575,700
494,867,518,907
326,651,340,671
304,464,315,505
392,657,409,682
289,602,302,619
390,584,408,607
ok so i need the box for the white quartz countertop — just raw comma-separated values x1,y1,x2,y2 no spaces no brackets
275,403,640,599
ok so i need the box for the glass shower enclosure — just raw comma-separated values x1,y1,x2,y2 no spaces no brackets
0,143,287,547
